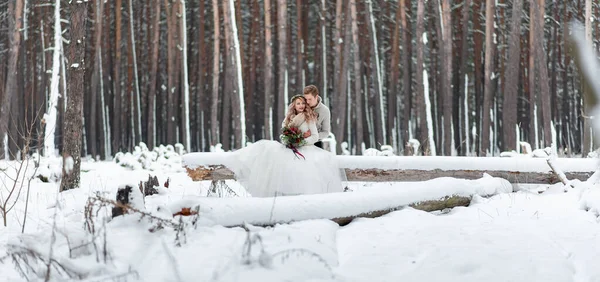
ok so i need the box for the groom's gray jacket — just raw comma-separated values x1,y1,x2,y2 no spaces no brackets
313,97,331,141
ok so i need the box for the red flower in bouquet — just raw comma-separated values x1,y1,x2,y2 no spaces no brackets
280,126,306,159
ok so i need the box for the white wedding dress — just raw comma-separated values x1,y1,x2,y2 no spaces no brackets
227,119,346,197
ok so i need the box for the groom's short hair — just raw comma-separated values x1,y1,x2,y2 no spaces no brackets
303,85,319,97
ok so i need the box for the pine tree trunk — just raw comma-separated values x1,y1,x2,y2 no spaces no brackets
113,0,123,153
350,0,363,155
366,0,386,146
147,0,160,149
582,0,592,156
472,0,484,154
60,0,88,192
264,0,274,140
388,1,402,147
533,0,551,149
502,0,523,151
89,0,105,159
415,0,428,155
481,0,495,156
0,0,24,159
277,0,288,127
180,0,191,152
457,0,472,155
223,0,245,149
400,0,412,152
210,0,220,146
441,0,453,155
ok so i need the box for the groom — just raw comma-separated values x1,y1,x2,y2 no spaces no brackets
303,85,331,149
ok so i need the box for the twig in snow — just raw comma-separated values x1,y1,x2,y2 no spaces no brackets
546,158,574,189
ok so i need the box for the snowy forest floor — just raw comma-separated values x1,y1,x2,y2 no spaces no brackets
1,154,600,282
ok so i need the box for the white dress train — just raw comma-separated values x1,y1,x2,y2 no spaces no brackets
227,120,345,197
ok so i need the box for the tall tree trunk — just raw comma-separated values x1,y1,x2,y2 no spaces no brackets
128,0,142,146
0,0,24,159
534,0,551,148
180,0,191,151
296,0,305,91
400,0,412,152
333,2,352,152
440,0,453,155
350,0,363,155
196,0,207,150
147,0,160,149
457,0,472,155
388,0,402,147
582,0,592,156
277,0,288,126
333,0,344,109
366,0,386,145
481,0,495,156
89,0,105,159
415,0,428,155
165,0,177,145
43,0,62,158
502,0,523,151
264,0,274,140
210,0,220,146
113,0,123,153
223,0,245,149
472,0,484,154
247,0,260,141
61,0,88,191
528,0,538,148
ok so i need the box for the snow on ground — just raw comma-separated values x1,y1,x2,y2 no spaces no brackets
1,154,600,282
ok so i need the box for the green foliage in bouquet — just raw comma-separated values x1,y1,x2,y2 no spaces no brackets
280,126,306,147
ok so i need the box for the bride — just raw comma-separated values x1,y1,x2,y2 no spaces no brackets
228,95,346,197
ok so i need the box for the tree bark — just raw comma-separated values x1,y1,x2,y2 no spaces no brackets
277,0,288,127
533,0,552,149
350,0,363,155
481,0,495,156
502,0,523,151
61,0,88,191
113,0,123,153
264,0,274,140
223,0,245,149
415,0,428,155
388,1,402,147
89,0,104,159
400,0,412,153
440,0,453,155
0,0,24,159
147,0,161,149
582,0,592,156
210,0,220,146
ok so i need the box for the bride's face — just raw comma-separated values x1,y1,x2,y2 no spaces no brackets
294,99,306,112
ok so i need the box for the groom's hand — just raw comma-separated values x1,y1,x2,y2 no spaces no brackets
303,130,311,138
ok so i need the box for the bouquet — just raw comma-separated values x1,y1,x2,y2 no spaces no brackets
280,126,306,159
280,126,306,147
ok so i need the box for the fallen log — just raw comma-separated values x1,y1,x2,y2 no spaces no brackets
182,154,597,184
332,195,471,226
170,175,512,227
183,165,593,184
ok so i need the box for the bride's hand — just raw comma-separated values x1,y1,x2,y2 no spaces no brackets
303,130,311,138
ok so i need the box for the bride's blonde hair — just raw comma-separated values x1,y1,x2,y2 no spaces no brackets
284,95,317,126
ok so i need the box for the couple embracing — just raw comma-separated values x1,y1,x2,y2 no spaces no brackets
228,85,347,197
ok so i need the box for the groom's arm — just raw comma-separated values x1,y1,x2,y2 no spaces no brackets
318,109,331,140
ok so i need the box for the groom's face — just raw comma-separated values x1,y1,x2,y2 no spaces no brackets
304,94,318,108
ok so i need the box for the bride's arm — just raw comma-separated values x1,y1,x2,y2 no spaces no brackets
305,121,319,145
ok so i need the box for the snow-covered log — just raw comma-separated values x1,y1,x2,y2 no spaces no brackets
182,153,598,184
169,175,512,227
